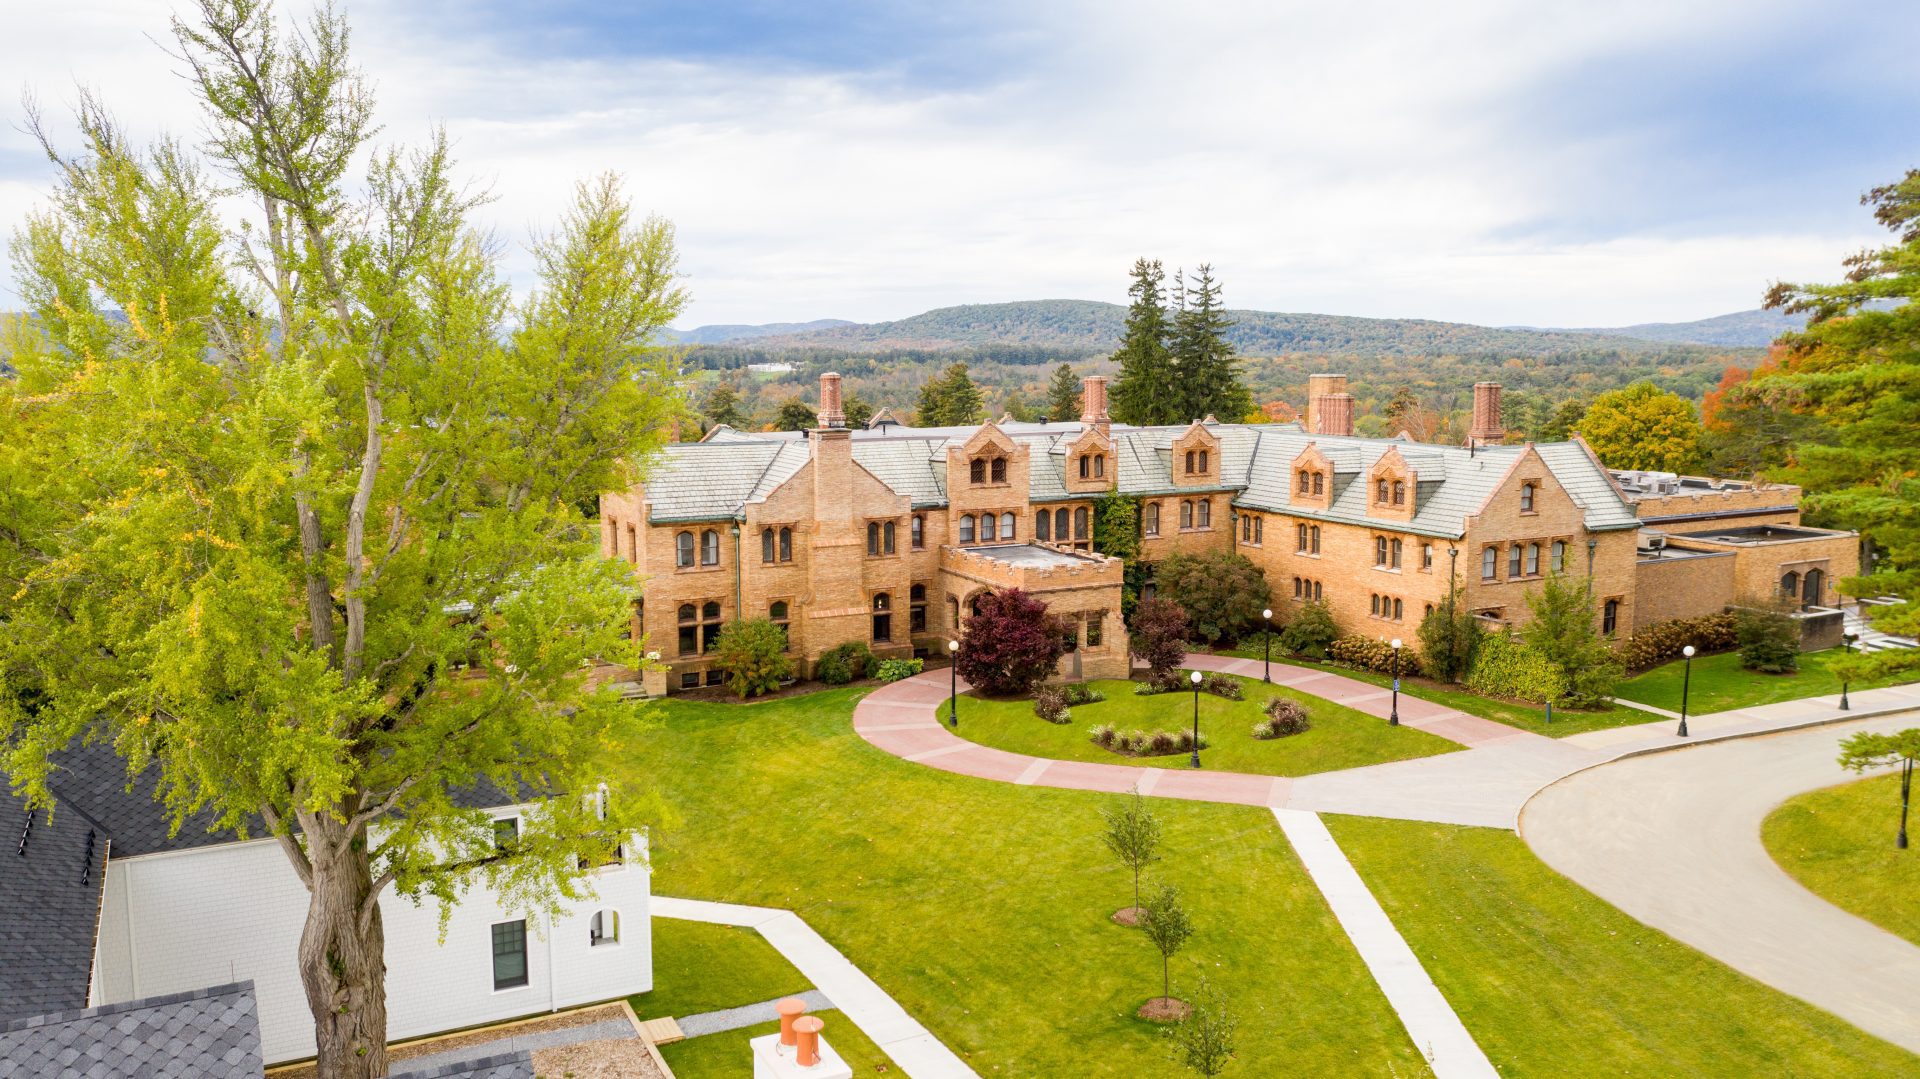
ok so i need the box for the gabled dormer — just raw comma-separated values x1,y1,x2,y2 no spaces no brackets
946,421,1024,492
1063,425,1115,494
1368,446,1417,522
1172,422,1220,488
1291,443,1334,510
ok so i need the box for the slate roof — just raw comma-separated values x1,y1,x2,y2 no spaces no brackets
0,788,109,1024
0,980,263,1079
642,420,1641,538
392,1051,535,1079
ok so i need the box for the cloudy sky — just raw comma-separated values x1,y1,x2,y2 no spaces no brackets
3,1,1916,328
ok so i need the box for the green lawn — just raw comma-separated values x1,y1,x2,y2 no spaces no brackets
661,1018,896,1078
639,687,1426,1076
952,675,1458,776
1326,815,1918,1076
1220,649,1663,737
1616,648,1919,715
1763,773,1920,948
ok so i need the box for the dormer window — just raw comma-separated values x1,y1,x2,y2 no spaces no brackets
1184,449,1209,474
992,457,1007,483
1392,481,1405,506
1079,453,1106,479
1298,470,1311,493
970,459,985,484
1313,473,1324,495
1376,479,1390,503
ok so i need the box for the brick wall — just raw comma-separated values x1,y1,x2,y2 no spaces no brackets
1632,552,1737,630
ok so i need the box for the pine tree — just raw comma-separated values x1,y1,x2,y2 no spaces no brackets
842,391,874,428
915,372,950,428
1108,259,1178,426
703,382,747,429
1046,363,1081,421
1169,264,1251,423
935,362,985,425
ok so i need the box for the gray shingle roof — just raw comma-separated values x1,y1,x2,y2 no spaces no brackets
641,420,1640,538
0,789,108,1024
0,980,262,1079
392,1051,535,1079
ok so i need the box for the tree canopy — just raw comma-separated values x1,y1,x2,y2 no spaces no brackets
915,361,986,426
1108,258,1179,426
1046,362,1081,420
1170,265,1251,423
1576,381,1703,473
0,3,679,1073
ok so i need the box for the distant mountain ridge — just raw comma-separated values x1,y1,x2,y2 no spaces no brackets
675,300,1801,356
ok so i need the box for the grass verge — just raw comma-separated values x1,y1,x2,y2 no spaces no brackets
1762,772,1920,948
1616,648,1918,715
951,674,1458,776
1326,815,1918,1076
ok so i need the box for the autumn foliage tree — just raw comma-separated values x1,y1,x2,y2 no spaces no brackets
0,4,680,1075
955,589,1067,697
1129,598,1192,683
1577,381,1704,473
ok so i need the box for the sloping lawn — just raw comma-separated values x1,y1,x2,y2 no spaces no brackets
1616,648,1918,715
953,674,1458,776
1219,648,1662,737
1763,773,1920,948
637,918,898,1077
639,688,1425,1077
1326,815,1918,1076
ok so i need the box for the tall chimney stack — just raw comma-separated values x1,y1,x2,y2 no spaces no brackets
1079,375,1110,429
1307,374,1353,437
1469,382,1504,445
816,371,846,429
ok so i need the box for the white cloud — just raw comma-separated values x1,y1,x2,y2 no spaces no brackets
0,0,1897,328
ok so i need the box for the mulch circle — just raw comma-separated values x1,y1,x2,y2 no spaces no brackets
1137,997,1191,1022
1111,906,1144,927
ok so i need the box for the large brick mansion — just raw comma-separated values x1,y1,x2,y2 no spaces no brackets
602,372,1857,695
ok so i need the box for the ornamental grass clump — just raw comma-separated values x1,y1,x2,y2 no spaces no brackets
1032,686,1072,724
1252,698,1311,739
1199,673,1241,700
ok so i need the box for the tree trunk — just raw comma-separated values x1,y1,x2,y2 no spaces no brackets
299,826,390,1079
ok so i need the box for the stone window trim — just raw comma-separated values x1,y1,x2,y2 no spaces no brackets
1373,534,1403,571
1078,452,1107,480
866,518,899,557
1481,545,1500,581
760,525,795,564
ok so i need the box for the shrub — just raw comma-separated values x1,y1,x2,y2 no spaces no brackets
874,657,924,683
1328,635,1412,674
1278,601,1338,659
1154,551,1274,646
1465,634,1567,703
1417,585,1483,682
1253,697,1311,739
816,640,873,685
1521,574,1622,707
1062,682,1107,705
1200,673,1242,700
711,618,796,699
1735,604,1800,673
1621,613,1737,670
1089,723,1117,748
1130,598,1191,681
1033,686,1072,724
956,588,1068,697
1091,726,1208,756
1135,669,1185,695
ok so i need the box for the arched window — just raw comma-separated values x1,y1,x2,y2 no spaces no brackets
884,519,897,553
1482,547,1498,580
591,909,620,946
868,521,881,555
1312,473,1324,495
677,603,698,656
701,601,722,652
1037,510,1052,541
1525,543,1540,576
1520,483,1536,512
1551,540,1566,573
1054,507,1069,539
1298,470,1311,493
1094,454,1105,478
959,515,976,543
980,513,997,542
947,595,960,629
872,593,893,642
1780,570,1800,599
761,527,775,564
1392,481,1405,506
1144,502,1160,536
911,584,927,632
1079,454,1092,479
770,601,790,648
1803,568,1824,604
1375,536,1389,566
1309,525,1321,553
970,458,986,484
1180,500,1194,529
676,531,695,568
991,457,1007,483
1296,523,1309,552
1508,545,1522,578
910,516,924,549
779,527,793,562
1198,449,1209,473
1391,538,1403,568
1603,599,1620,636
1195,500,1210,529
1000,512,1015,539
700,529,719,566
1377,478,1390,503
1185,450,1196,473
1074,507,1090,540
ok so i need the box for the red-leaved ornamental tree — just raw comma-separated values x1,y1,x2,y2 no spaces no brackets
956,589,1067,697
1129,598,1191,682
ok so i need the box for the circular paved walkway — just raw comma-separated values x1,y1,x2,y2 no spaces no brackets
1521,712,1920,1054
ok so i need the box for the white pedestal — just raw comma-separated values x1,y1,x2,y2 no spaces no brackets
750,1031,853,1079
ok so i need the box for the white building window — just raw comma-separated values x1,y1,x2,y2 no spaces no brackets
492,920,529,990
590,909,620,947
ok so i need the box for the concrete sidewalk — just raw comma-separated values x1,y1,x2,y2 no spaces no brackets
652,897,976,1078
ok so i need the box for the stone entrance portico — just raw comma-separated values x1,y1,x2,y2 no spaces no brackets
937,543,1129,682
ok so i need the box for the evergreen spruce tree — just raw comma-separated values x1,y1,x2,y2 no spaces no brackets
915,371,950,427
1108,258,1178,426
1170,264,1251,423
1046,363,1081,420
842,391,874,428
937,362,985,425
702,382,747,430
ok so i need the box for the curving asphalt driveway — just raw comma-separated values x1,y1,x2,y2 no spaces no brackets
1521,712,1920,1054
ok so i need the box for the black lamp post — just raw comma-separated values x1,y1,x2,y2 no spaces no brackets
1388,638,1403,726
1262,608,1274,683
1189,669,1203,768
1841,633,1855,711
947,639,960,728
1899,757,1912,851
1677,645,1695,738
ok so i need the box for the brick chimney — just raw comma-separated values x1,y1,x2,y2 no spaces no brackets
1080,375,1110,430
817,371,846,429
1469,381,1504,445
1307,374,1354,437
